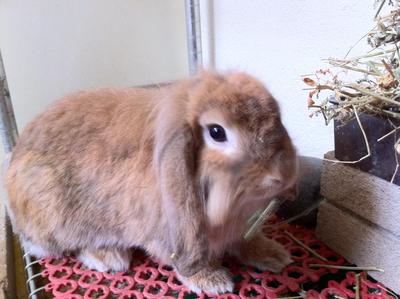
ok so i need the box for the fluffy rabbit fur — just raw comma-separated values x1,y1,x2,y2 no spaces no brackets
5,71,298,294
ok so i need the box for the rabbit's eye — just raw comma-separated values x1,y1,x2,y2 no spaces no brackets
208,124,227,142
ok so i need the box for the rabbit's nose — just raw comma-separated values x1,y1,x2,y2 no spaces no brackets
262,174,284,188
270,178,284,188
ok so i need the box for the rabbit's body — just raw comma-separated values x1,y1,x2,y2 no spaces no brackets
5,72,298,293
7,88,174,260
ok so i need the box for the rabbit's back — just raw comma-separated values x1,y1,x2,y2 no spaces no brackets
14,88,156,160
6,88,161,252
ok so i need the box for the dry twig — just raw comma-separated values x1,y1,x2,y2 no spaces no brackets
266,198,325,230
244,198,280,240
309,264,385,272
284,231,329,262
355,273,361,299
323,107,371,164
377,125,400,141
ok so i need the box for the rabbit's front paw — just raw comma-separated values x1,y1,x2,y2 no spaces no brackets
177,267,234,295
239,234,293,273
78,248,131,272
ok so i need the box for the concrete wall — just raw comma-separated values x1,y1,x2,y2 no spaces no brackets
200,0,376,157
0,0,188,130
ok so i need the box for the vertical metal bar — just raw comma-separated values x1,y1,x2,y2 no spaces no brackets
0,50,18,299
185,0,203,75
0,52,18,152
24,253,39,299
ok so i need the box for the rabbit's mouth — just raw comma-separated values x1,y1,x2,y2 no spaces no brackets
204,180,271,229
202,157,298,230
244,184,292,204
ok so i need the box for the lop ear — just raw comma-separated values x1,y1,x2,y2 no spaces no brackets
154,95,208,277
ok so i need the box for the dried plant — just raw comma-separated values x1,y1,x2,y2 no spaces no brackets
304,0,400,125
304,0,400,181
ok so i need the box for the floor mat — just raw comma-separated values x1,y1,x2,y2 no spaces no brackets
30,222,398,298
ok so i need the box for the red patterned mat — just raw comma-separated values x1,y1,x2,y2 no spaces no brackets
34,223,398,299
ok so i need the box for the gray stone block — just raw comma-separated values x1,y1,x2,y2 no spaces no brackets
277,155,323,226
316,201,400,294
321,151,400,236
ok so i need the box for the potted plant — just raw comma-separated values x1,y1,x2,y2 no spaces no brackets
304,0,400,185
303,0,400,294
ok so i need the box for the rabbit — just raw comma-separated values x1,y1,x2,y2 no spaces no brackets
4,71,298,294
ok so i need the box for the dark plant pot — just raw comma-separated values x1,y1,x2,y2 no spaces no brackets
334,113,400,185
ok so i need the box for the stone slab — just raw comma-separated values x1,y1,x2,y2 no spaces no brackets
316,201,400,294
321,151,400,236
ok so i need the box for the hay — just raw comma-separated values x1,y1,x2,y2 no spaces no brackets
304,0,400,124
304,0,400,176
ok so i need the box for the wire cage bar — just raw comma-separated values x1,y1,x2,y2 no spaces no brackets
185,0,203,75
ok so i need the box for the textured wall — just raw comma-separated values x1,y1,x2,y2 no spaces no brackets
0,0,188,130
201,0,376,157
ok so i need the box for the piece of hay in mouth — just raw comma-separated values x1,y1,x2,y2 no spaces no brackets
244,198,281,240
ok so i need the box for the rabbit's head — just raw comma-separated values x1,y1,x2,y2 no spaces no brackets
186,72,298,228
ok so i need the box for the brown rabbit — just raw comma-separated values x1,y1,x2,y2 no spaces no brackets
5,71,298,294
